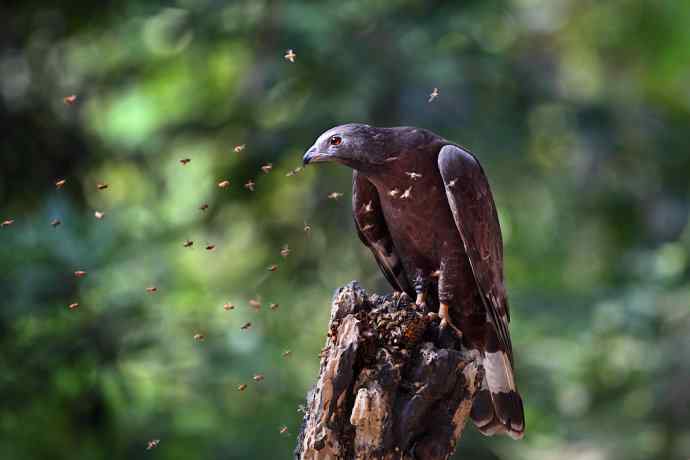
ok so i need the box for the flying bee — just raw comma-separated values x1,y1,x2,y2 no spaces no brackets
328,192,343,200
361,201,373,213
237,383,247,391
233,144,246,153
405,172,422,180
240,322,252,330
244,180,256,191
223,303,235,311
279,426,289,435
269,303,279,311
1,219,14,228
218,180,230,188
146,287,158,293
179,158,191,165
146,439,160,450
63,95,77,105
282,350,292,358
252,374,264,382
51,219,61,227
280,245,290,257
261,163,273,174
400,186,413,200
97,183,108,190
205,244,216,251
199,203,209,211
286,167,303,177
284,49,296,62
428,87,439,103
388,188,400,198
74,270,87,278
249,299,261,311
447,178,458,188
55,179,66,188
68,302,79,310
267,264,278,272
183,240,194,248
193,333,205,342
94,211,105,220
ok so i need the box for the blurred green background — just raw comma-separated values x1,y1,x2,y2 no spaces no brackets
2,1,690,459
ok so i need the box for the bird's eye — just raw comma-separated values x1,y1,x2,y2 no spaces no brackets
329,136,342,146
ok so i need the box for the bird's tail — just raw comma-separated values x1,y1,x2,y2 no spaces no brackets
470,351,525,439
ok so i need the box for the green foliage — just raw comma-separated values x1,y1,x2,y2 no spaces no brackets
1,1,689,459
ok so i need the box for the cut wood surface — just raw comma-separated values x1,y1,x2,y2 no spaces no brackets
295,282,482,460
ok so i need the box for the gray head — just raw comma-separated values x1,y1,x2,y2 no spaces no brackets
303,123,393,172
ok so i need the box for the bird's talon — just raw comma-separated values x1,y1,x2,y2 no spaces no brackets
440,319,463,339
415,288,430,313
438,302,463,338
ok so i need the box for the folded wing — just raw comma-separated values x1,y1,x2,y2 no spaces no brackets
352,171,413,296
437,144,524,439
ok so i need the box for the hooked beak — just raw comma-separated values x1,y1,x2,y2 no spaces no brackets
303,147,333,165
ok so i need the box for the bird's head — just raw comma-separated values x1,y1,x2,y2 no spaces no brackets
303,123,391,172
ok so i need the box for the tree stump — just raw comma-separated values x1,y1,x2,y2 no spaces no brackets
295,282,482,460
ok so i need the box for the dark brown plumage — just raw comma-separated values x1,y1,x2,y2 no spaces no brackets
304,123,525,439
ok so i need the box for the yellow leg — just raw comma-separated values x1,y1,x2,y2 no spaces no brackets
439,302,463,338
415,292,427,309
413,269,429,313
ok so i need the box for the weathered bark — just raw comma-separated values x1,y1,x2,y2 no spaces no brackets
295,282,482,460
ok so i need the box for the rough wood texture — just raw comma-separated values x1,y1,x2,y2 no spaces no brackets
295,282,482,460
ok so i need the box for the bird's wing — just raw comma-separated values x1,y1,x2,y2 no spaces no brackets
352,171,413,296
437,144,512,358
438,144,524,438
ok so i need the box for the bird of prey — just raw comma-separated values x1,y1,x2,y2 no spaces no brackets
303,123,525,439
